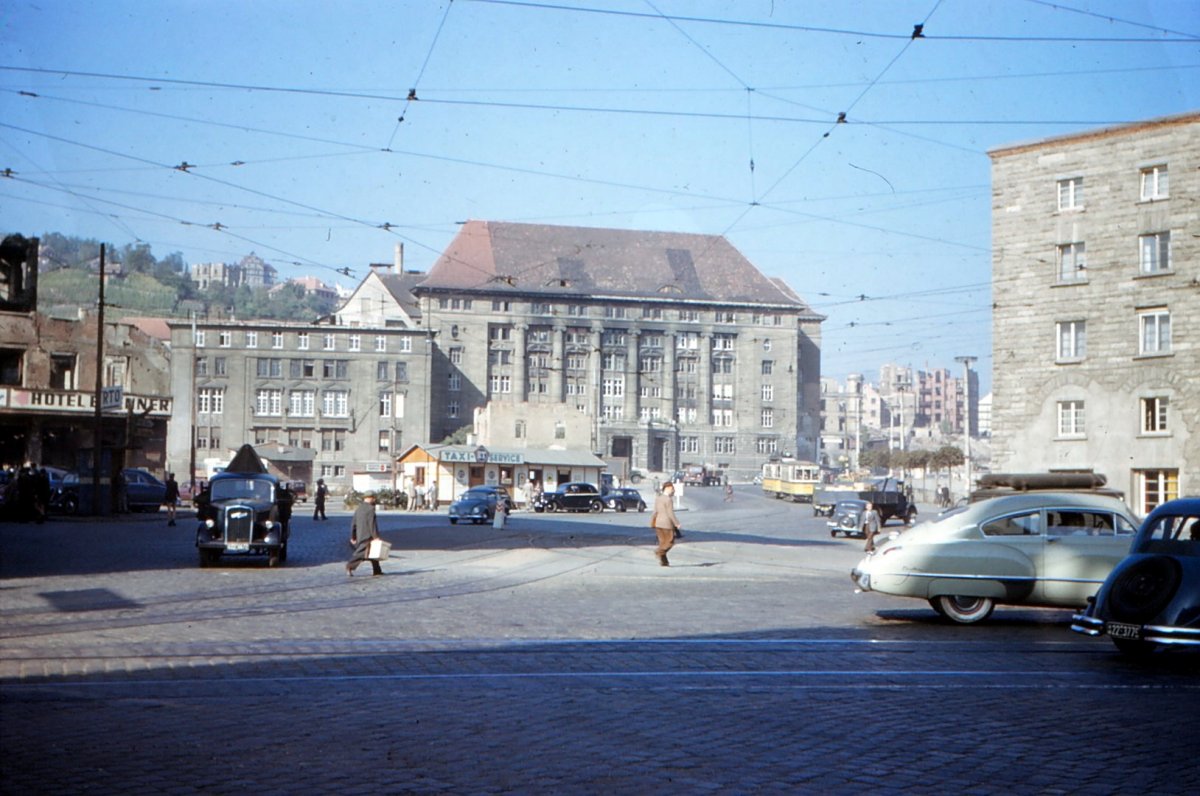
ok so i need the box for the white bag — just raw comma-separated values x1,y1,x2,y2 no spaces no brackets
367,538,391,561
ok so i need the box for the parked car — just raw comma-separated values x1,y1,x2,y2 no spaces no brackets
179,479,209,505
448,485,509,525
194,445,293,567
827,499,870,537
603,487,646,513
850,491,1140,624
533,482,604,513
1071,497,1200,655
53,468,167,514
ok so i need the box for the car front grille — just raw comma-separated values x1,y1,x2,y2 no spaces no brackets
224,507,254,543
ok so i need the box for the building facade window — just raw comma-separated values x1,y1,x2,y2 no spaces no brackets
1138,232,1171,274
715,436,735,455
1057,399,1085,437
374,335,387,352
1140,164,1168,201
761,360,774,376
246,331,258,348
322,390,349,417
219,330,232,347
379,392,392,418
197,387,224,415
761,384,774,402
1057,176,1083,210
298,332,309,350
271,331,283,349
760,408,774,428
490,374,512,394
679,436,699,454
1056,242,1086,282
349,334,361,352
448,372,461,391
256,388,282,416
1056,320,1086,361
377,361,390,380
289,389,315,417
1136,469,1178,515
755,437,778,455
1138,309,1171,355
1141,396,1169,434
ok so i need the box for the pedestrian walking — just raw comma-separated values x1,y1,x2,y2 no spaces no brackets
492,495,508,529
862,501,883,552
346,492,383,577
313,478,328,521
163,472,180,526
406,479,417,511
33,466,51,524
724,481,734,502
650,481,682,567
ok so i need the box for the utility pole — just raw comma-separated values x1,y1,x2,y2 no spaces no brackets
91,244,106,515
188,311,197,492
955,355,977,495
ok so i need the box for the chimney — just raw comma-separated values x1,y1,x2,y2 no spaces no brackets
394,243,404,273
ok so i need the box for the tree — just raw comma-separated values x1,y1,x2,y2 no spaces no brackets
930,445,965,481
859,447,891,473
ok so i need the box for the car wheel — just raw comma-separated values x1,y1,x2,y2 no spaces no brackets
638,504,646,512
199,548,220,568
546,503,558,513
268,551,281,568
932,595,995,624
450,518,458,524
1106,556,1181,623
905,509,917,527
63,495,79,515
589,499,603,513
617,502,627,513
279,542,288,563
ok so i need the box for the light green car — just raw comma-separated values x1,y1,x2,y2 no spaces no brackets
850,492,1139,623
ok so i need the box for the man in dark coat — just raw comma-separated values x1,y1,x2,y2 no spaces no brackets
163,473,180,526
346,492,382,576
313,478,328,521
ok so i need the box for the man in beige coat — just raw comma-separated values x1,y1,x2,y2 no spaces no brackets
650,481,682,567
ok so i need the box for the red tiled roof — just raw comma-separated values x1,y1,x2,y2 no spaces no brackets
419,221,806,307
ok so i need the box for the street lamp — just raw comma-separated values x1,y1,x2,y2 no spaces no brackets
955,356,977,494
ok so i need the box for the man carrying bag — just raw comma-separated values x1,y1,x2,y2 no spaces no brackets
346,492,385,577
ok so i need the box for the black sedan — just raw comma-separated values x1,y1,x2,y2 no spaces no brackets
448,485,509,525
827,499,869,538
1072,497,1200,655
603,487,646,513
534,482,604,513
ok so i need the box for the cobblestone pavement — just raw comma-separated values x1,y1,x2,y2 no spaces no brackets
3,487,1198,794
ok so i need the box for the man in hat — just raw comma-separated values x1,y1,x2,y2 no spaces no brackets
649,481,682,567
346,492,383,576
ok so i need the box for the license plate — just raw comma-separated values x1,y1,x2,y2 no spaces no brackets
226,542,250,552
1107,621,1141,640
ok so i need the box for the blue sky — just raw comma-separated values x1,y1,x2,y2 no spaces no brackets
3,0,1198,393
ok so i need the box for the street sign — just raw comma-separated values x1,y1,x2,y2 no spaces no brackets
101,385,123,411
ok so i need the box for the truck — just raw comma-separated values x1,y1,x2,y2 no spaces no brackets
681,464,722,487
815,476,917,525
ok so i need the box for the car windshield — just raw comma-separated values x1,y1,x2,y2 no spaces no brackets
463,489,492,499
835,501,864,511
211,478,273,503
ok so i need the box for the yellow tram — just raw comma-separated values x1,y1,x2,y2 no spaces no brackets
760,458,821,503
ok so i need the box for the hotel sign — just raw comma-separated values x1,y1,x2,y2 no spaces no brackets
4,389,172,416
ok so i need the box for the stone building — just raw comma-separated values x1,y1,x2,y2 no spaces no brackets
0,311,172,476
411,221,824,480
164,318,433,492
988,112,1198,513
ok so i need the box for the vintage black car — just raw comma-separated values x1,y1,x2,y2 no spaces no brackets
828,499,870,538
534,482,604,513
602,487,646,513
448,485,509,525
194,446,293,567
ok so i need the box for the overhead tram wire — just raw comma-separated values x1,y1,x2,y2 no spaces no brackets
385,0,456,149
464,0,1200,43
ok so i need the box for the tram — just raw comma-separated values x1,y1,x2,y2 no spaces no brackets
760,458,822,502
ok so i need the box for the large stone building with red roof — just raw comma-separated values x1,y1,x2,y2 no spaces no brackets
410,221,824,479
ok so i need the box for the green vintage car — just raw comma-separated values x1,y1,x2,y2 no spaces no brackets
850,491,1139,623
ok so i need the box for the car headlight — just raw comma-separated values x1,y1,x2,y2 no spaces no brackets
204,518,216,529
